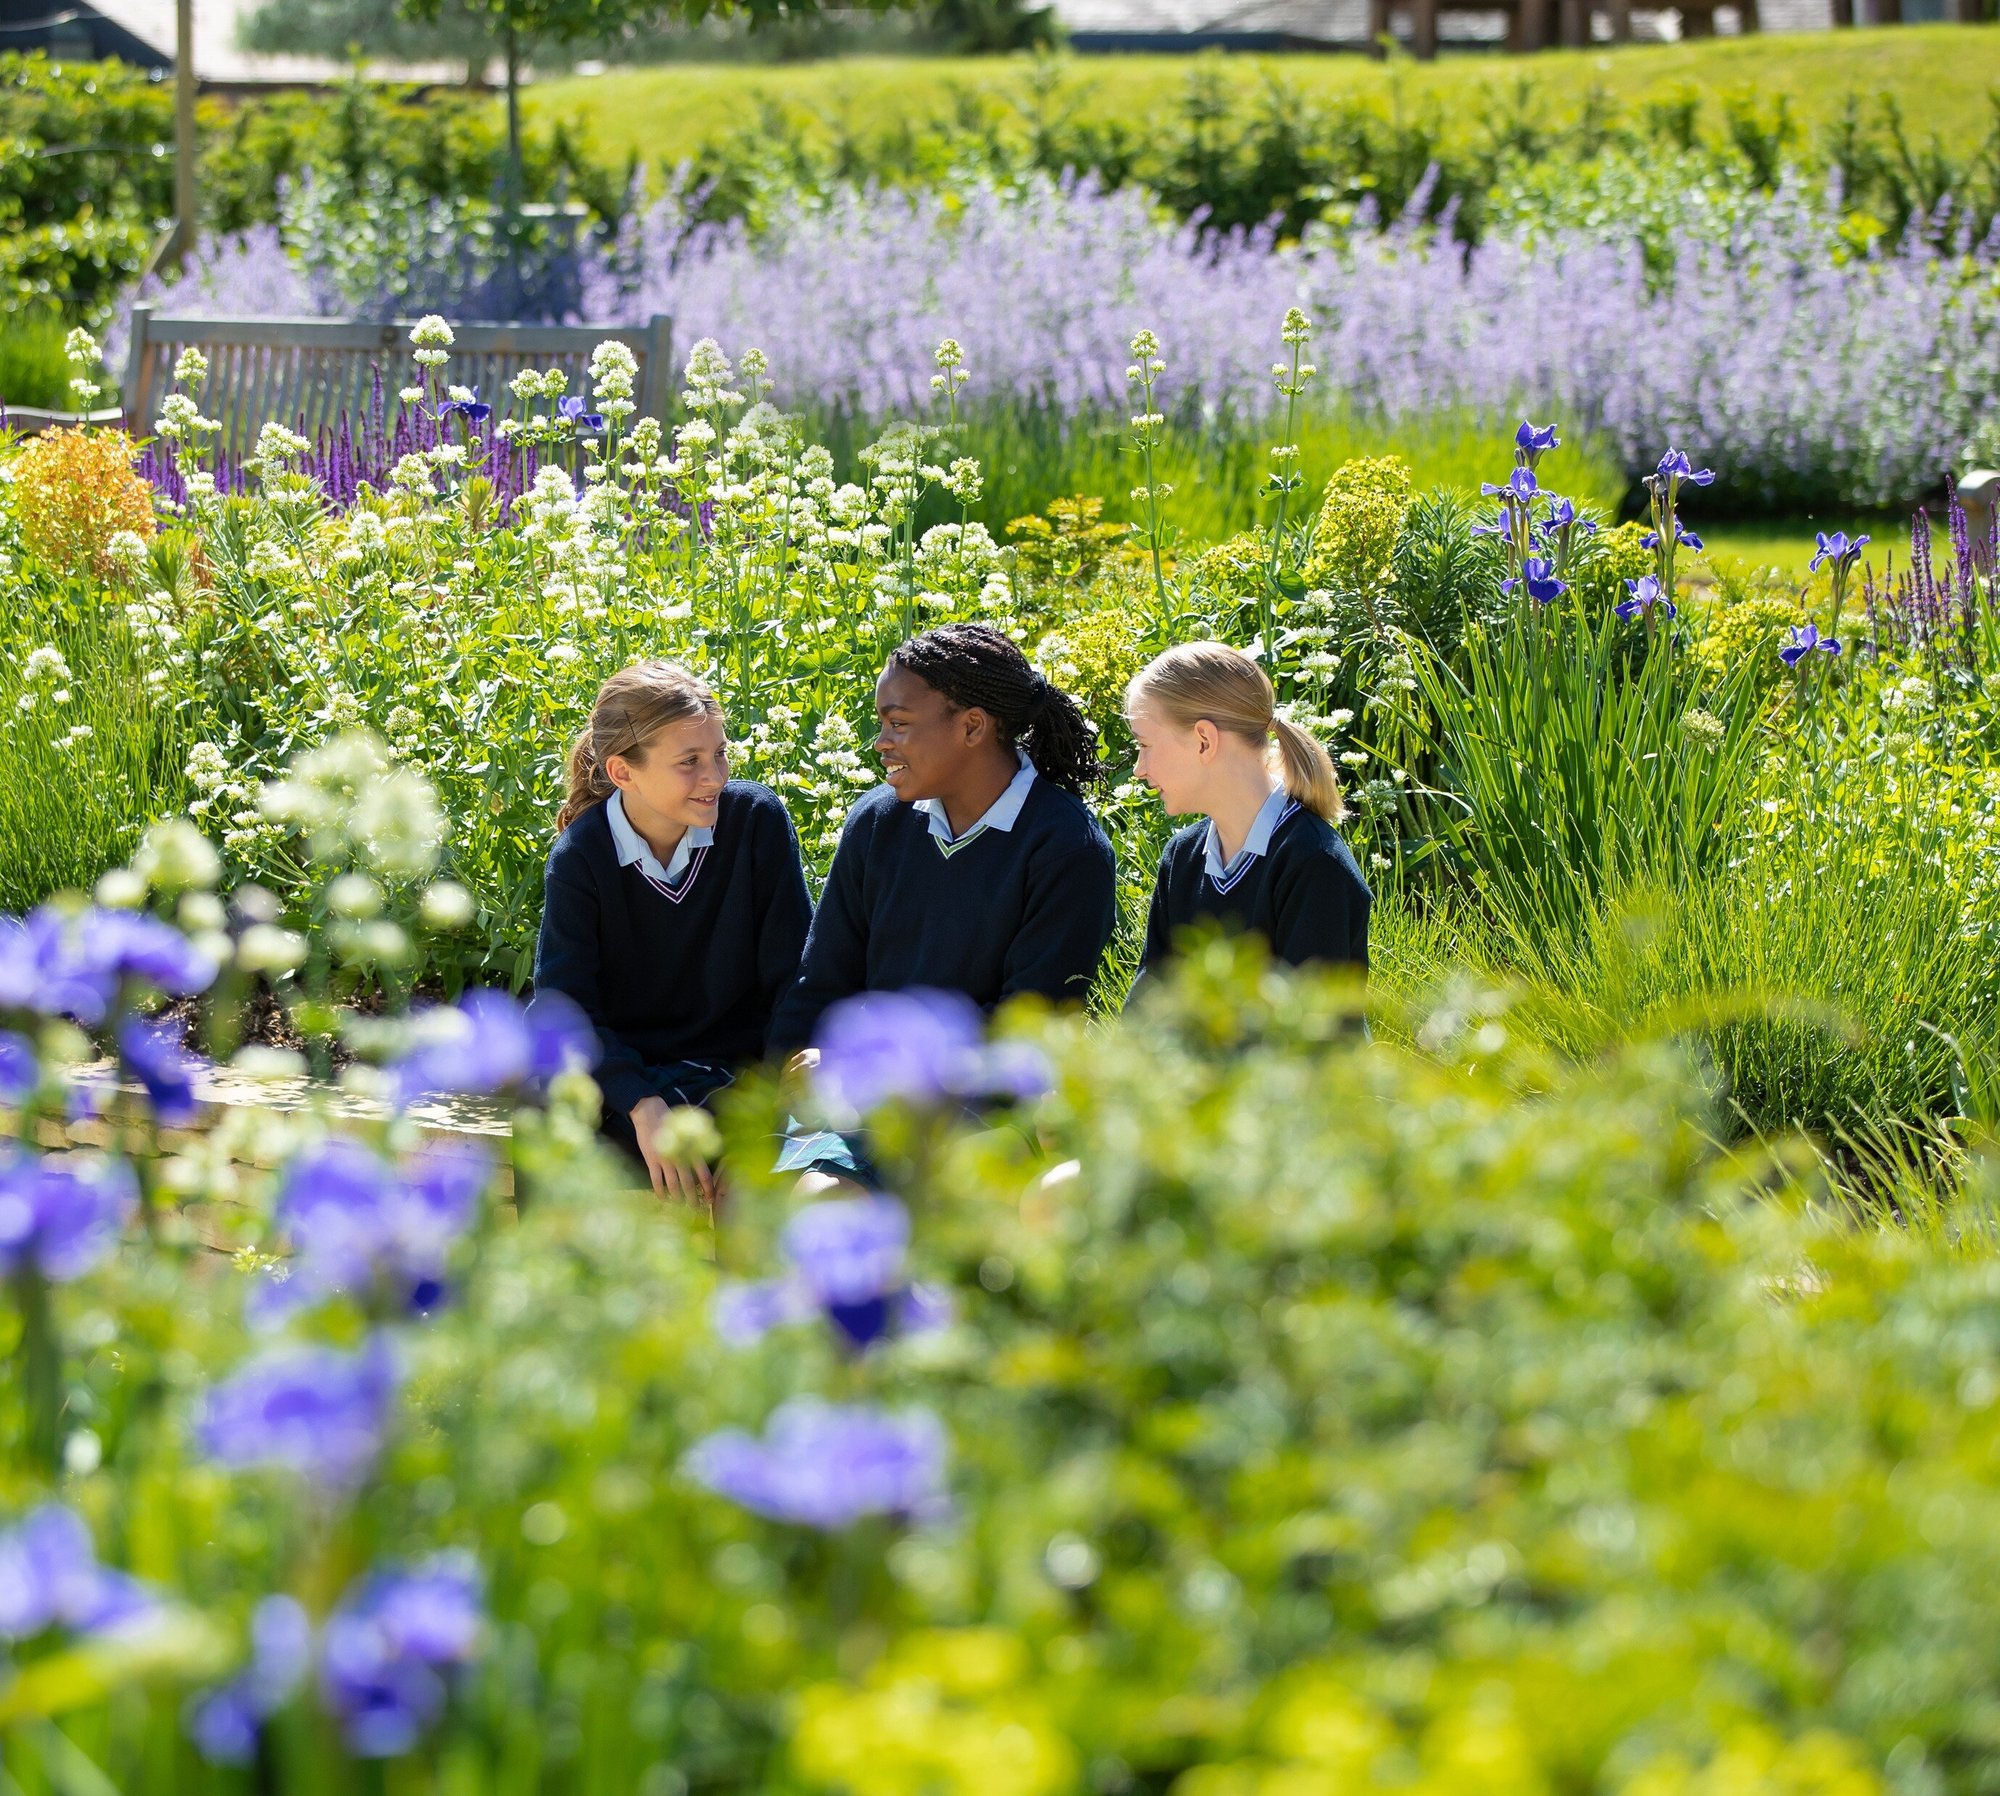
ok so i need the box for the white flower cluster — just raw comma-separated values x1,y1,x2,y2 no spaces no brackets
258,732,443,878
409,315,454,368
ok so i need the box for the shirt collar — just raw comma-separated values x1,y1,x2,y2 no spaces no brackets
607,790,712,887
1203,784,1292,883
914,749,1037,847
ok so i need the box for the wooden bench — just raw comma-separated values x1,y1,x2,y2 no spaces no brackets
122,306,677,450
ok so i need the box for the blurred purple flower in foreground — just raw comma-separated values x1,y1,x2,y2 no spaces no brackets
0,1504,160,1640
190,1557,483,1764
259,1136,492,1320
321,1553,484,1758
0,1031,37,1106
118,1016,206,1125
812,989,1051,1119
0,906,215,1027
685,1399,949,1529
197,1337,398,1485
187,1595,312,1765
0,1150,136,1281
390,989,597,1107
715,1194,953,1351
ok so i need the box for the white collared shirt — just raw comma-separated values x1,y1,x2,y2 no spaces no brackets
607,790,711,890
1202,784,1296,891
913,749,1037,857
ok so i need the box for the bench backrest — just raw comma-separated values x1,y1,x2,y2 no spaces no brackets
122,305,676,449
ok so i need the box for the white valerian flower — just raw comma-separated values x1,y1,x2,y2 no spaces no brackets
326,872,385,919
350,770,444,878
94,867,146,909
236,924,308,975
132,818,222,894
172,346,209,389
409,315,454,369
24,646,70,686
418,881,475,930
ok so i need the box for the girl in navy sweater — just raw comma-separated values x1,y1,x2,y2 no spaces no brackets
1126,641,1370,995
536,661,812,1199
768,624,1117,1076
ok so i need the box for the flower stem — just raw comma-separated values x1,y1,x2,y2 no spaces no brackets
13,1264,61,1474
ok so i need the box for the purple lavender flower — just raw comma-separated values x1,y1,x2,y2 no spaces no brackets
390,989,597,1107
1616,575,1677,621
0,1031,37,1106
0,1504,161,1640
320,1554,483,1758
1779,622,1843,666
0,1150,137,1280
117,1016,204,1125
262,1137,491,1318
685,1399,949,1529
197,1337,398,1486
187,1595,312,1765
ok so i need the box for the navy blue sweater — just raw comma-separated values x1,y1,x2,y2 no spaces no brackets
1138,804,1371,982
768,779,1118,1055
534,781,812,1115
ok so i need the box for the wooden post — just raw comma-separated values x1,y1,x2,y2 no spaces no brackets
1411,0,1438,60
1605,0,1633,39
166,0,197,268
1558,0,1587,43
123,303,156,429
1367,0,1393,53
1827,0,1853,22
640,313,676,423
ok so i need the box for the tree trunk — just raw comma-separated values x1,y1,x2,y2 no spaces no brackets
504,7,523,211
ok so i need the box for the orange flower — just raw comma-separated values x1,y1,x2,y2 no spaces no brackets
11,428,157,579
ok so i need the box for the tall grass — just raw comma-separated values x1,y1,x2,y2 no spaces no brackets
0,581,186,906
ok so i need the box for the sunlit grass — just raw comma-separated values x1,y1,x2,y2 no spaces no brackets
530,28,2000,170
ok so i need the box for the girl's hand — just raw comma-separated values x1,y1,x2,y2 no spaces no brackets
632,1097,718,1206
784,1047,819,1090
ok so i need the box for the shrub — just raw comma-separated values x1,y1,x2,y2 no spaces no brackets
1300,451,1413,596
10,428,155,576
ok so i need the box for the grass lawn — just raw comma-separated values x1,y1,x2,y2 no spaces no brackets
1696,514,1910,583
528,27,2000,168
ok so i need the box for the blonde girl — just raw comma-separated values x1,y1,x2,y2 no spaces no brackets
536,661,812,1198
1124,641,1369,989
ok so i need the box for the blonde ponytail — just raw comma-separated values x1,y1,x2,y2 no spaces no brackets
555,661,722,837
1127,640,1346,823
1271,714,1345,823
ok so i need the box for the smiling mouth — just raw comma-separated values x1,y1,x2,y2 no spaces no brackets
882,760,909,783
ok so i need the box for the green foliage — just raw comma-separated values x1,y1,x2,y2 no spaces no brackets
0,307,73,408
1299,452,1412,596
11,934,2000,1785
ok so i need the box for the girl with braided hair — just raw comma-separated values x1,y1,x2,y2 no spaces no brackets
767,623,1117,1069
1125,641,1370,994
536,661,813,1199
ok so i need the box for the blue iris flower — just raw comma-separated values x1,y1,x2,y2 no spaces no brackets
1515,420,1561,466
1779,621,1843,666
1656,448,1716,487
1808,530,1871,574
1616,575,1677,621
1501,556,1566,604
436,388,491,426
557,396,606,434
1480,467,1540,505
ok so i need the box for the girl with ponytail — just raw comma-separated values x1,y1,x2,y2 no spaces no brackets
767,623,1117,1081
536,661,812,1199
1124,641,1370,992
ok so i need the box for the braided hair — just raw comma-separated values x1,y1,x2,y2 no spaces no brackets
888,623,1103,796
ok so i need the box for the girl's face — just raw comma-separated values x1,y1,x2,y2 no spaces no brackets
1127,699,1215,817
873,664,991,802
606,711,729,834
